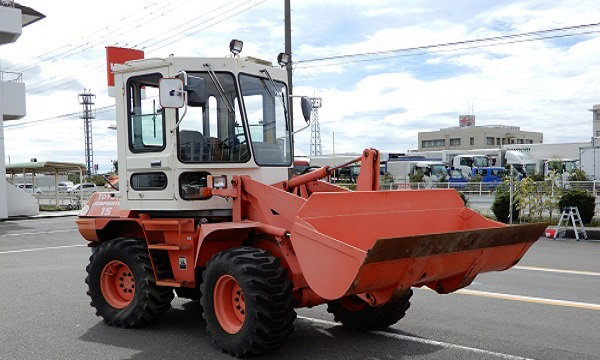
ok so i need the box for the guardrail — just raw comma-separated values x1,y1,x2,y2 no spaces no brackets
0,70,23,82
0,0,15,7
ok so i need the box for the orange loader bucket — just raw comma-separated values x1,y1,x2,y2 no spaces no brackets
290,189,546,302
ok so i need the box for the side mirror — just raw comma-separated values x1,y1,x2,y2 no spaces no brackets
300,96,311,123
185,76,207,107
159,78,185,108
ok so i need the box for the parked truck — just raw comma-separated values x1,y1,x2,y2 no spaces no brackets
387,160,448,182
76,47,546,356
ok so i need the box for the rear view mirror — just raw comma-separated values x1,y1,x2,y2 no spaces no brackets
159,78,185,108
185,76,207,107
300,96,311,123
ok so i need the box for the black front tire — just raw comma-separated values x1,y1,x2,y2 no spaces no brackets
327,290,413,330
86,238,174,327
201,247,296,357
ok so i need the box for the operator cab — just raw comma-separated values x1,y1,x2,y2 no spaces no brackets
113,51,311,214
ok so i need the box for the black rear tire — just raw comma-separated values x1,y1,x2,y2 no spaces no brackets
327,290,413,330
86,238,174,327
201,247,296,357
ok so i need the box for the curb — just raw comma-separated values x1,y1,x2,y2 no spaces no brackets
544,226,600,241
0,213,78,222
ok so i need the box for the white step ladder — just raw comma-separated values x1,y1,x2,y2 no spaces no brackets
554,206,588,241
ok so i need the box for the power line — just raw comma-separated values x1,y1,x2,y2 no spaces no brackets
12,0,247,75
143,0,269,53
24,0,267,95
295,29,600,69
4,105,116,130
294,22,600,65
4,0,177,73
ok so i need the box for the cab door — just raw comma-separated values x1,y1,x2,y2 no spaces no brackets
125,70,176,202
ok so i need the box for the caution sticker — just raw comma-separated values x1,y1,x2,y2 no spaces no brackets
179,256,187,270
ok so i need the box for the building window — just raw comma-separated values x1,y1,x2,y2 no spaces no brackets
470,137,474,146
596,131,600,137
525,139,533,144
517,139,524,144
450,138,461,146
496,138,501,145
595,112,600,121
422,139,445,148
486,137,494,145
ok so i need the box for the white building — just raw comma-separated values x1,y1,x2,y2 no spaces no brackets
0,2,45,219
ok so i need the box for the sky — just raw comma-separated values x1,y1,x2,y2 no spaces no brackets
1,0,600,172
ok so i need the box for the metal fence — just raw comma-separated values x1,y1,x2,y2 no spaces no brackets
333,180,600,196
0,71,23,82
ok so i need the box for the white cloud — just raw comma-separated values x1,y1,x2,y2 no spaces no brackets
2,0,600,169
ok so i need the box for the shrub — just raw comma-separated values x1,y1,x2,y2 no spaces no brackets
558,190,595,224
468,174,482,182
529,172,545,181
409,171,424,183
568,169,590,181
492,191,519,223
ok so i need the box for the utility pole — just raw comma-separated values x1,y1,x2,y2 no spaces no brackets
79,90,96,178
284,0,293,122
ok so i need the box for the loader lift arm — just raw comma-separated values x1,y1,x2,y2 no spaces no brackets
282,149,381,193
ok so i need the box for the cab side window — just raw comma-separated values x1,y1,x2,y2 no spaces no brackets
128,73,165,152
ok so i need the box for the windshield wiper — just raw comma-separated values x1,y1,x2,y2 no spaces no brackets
260,69,289,121
203,64,235,114
260,78,276,104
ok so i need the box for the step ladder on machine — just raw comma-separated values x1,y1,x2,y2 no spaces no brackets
554,206,588,241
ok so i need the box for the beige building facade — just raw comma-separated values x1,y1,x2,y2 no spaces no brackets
418,124,543,151
592,104,600,137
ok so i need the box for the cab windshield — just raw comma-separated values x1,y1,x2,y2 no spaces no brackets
473,156,489,168
239,74,291,166
430,164,446,175
564,161,577,173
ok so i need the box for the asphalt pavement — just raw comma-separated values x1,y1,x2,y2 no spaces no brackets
0,217,599,360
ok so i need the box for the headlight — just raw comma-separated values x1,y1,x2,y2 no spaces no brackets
277,52,291,67
212,175,228,189
229,39,243,55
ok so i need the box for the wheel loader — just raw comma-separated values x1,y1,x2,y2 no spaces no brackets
77,45,547,356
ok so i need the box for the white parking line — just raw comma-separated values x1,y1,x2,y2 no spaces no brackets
0,244,86,254
298,316,533,360
0,229,78,237
513,265,600,277
456,289,600,311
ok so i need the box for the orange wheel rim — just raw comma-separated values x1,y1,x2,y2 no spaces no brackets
213,274,245,334
339,296,366,312
100,260,135,309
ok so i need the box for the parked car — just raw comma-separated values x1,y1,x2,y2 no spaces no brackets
58,181,75,192
17,183,42,194
69,183,99,195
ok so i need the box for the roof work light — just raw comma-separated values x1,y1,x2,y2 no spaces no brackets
277,52,291,67
229,39,244,55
